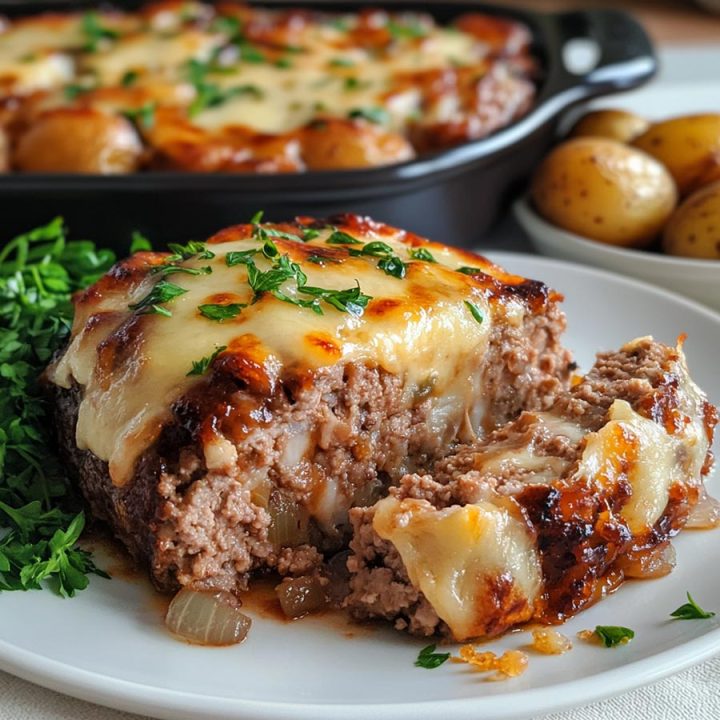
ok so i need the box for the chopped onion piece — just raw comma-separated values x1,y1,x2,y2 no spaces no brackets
267,489,310,548
165,588,251,645
616,543,676,579
686,489,720,529
276,575,328,619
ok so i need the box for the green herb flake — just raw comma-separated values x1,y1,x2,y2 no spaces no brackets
387,19,428,40
0,217,115,596
81,12,120,52
594,626,635,648
670,592,716,620
298,283,371,317
457,266,483,276
275,57,293,69
63,83,94,101
303,228,321,242
327,230,362,245
348,107,390,125
464,301,484,325
187,345,227,376
414,643,450,669
166,240,215,262
198,303,246,321
225,249,259,267
129,231,152,253
306,255,339,265
408,247,437,263
128,280,188,317
121,102,156,130
121,70,139,87
330,57,355,68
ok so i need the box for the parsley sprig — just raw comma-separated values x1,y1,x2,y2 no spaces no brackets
0,218,114,596
414,643,450,669
186,59,263,118
670,592,716,620
81,12,120,52
594,625,635,648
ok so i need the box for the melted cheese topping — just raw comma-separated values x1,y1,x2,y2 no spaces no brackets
373,495,541,641
47,221,533,486
577,396,710,534
0,3,534,165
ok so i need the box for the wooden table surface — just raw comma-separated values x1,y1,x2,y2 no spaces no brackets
495,0,720,44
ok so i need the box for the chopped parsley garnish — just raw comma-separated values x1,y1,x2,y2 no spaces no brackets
121,102,156,130
307,255,339,265
186,59,263,118
349,241,407,279
128,280,188,317
275,57,293,69
457,265,483,275
121,70,139,87
63,83,95,101
327,230,361,245
670,592,716,620
81,12,120,52
166,240,215,262
387,19,428,40
226,249,259,267
297,283,370,316
348,107,390,125
150,264,211,278
303,228,321,242
0,218,114,596
130,231,152,253
408,247,437,263
464,301,484,325
330,57,355,68
187,345,227,376
594,626,635,648
198,303,246,321
343,77,370,92
237,41,266,64
250,210,264,224
211,15,243,38
414,644,450,669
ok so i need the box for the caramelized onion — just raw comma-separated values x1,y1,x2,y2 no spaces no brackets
616,543,677,579
267,489,310,548
165,588,251,645
686,488,720,529
276,575,328,619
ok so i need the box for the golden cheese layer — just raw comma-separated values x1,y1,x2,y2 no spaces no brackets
0,1,535,172
47,215,549,486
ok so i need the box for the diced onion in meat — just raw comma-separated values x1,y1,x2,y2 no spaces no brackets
686,488,720,529
165,588,251,645
267,489,310,548
276,575,328,619
615,543,677,579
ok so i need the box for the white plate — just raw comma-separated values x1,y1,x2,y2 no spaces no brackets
1,253,719,720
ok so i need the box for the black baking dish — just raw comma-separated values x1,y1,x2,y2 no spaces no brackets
0,1,656,250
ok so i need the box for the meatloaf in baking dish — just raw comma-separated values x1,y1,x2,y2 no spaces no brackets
46,214,573,594
0,1,536,173
346,336,717,640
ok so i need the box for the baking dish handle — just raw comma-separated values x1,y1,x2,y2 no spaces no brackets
543,8,657,99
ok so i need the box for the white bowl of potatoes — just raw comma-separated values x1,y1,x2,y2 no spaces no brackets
514,108,720,312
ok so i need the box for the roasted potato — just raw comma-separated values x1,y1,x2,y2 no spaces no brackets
531,138,677,248
632,114,720,196
663,180,720,259
13,108,143,173
569,109,649,143
300,118,415,170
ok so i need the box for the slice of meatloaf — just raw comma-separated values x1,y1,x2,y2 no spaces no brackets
46,214,573,593
345,337,718,641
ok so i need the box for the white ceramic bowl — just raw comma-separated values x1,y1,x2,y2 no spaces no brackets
513,196,720,311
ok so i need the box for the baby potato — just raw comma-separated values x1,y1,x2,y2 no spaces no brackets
531,137,677,248
663,180,720,259
300,118,415,170
632,114,720,196
569,109,649,143
13,108,143,173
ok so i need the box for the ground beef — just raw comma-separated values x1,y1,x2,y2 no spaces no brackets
344,338,717,637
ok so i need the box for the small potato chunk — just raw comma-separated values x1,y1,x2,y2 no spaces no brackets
14,109,143,173
632,114,720,196
531,138,677,248
300,118,415,171
569,109,649,143
663,180,720,259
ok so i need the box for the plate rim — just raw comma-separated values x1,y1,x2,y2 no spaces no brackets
2,252,719,720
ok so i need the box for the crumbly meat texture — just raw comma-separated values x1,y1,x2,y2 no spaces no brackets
344,338,717,638
49,216,574,591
